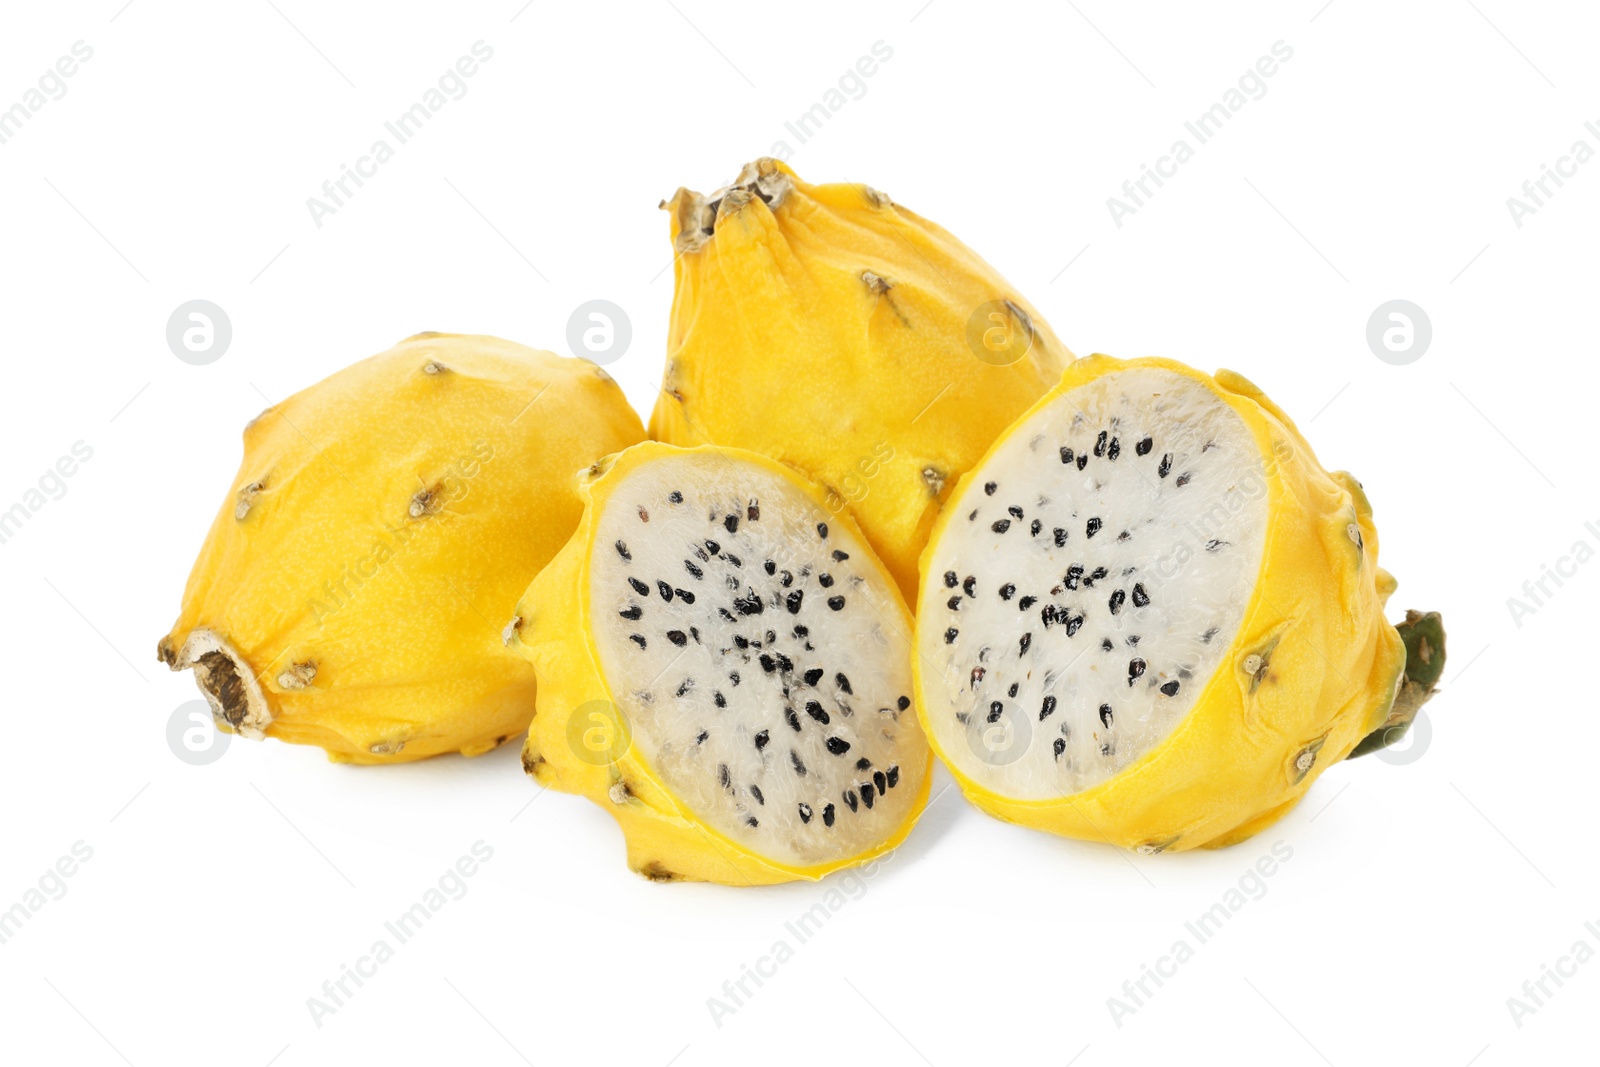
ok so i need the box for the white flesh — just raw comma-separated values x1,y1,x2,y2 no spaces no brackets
590,453,926,868
920,368,1268,799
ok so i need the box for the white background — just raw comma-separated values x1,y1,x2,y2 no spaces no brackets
1,1,1594,1064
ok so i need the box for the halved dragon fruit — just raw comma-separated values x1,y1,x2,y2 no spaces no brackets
914,355,1438,852
509,442,931,884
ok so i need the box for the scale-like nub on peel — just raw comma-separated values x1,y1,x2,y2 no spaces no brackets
914,355,1441,851
651,158,1071,605
158,333,645,763
508,442,932,885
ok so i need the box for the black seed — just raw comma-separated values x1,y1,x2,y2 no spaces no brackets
790,750,807,775
1060,447,1074,464
764,559,776,576
897,696,910,711
629,577,649,596
676,588,695,604
734,592,764,616
780,570,794,587
747,500,759,520
1108,438,1121,460
1109,589,1126,615
1018,595,1037,610
718,764,730,789
826,736,851,756
668,490,683,503
969,509,978,521
1100,703,1114,727
746,816,759,828
1065,564,1084,590
782,590,803,615
818,573,834,588
615,540,631,561
759,653,778,673
991,519,1012,534
752,729,770,752
1158,453,1172,477
684,560,703,579
785,707,801,732
886,765,900,788
794,624,810,638
857,757,872,770
1094,430,1108,457
1028,519,1042,538
844,790,858,812
999,583,1016,601
656,580,673,602
1132,583,1150,607
1040,695,1057,720
1100,743,1113,757
1086,517,1103,538
666,630,687,647
1176,472,1192,487
730,671,740,686
1077,453,1088,471
805,701,830,725
948,595,962,610
726,553,742,568
694,546,708,562
704,539,720,555
751,785,764,805
1102,638,1114,651
1131,436,1151,457
1128,658,1147,685
987,700,1004,723
676,678,694,697
832,550,849,562
836,673,852,694
724,514,739,534
1201,627,1220,643
1040,605,1058,627
1065,615,1084,637
817,522,828,539
1007,682,1019,698
969,668,985,690
1160,680,1180,697
1087,566,1108,585
733,635,749,650
944,570,959,588
828,596,846,611
945,627,959,644
1019,632,1032,655
861,783,875,809
802,667,825,687
1206,539,1228,552
798,802,812,823
963,576,977,596
629,634,647,649
619,606,642,621
874,770,887,794
1008,505,1024,520
984,481,998,495
1047,737,1066,761
823,803,835,827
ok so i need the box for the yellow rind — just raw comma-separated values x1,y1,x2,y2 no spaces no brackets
650,158,1071,605
511,441,933,885
913,355,1407,851
161,333,646,763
